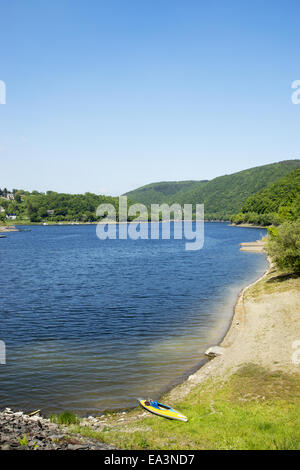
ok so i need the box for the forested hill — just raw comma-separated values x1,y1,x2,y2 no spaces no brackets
124,180,207,206
231,168,300,226
124,160,300,219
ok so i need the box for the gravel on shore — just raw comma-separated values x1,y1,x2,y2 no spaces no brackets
0,408,115,450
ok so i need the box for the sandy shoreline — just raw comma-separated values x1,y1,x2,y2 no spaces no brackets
0,225,19,233
164,242,300,404
162,241,271,402
229,223,266,229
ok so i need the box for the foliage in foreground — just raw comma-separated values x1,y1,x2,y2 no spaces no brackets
18,433,29,446
267,220,300,274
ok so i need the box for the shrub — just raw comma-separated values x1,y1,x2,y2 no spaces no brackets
267,220,300,273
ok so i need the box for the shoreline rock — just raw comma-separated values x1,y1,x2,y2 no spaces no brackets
205,346,226,358
0,408,114,450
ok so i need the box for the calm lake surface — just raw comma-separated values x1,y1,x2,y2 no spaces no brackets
0,223,267,415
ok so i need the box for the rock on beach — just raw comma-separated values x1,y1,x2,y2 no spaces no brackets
0,408,114,450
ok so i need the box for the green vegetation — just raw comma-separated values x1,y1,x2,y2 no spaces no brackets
1,160,299,223
125,160,300,220
70,365,300,450
125,180,207,206
18,434,29,446
267,220,300,274
231,168,300,226
0,189,135,223
0,213,7,224
49,411,80,426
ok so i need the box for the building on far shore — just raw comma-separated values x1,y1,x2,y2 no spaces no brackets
6,214,17,220
6,193,15,200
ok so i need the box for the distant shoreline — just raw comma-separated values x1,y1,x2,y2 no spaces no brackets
0,225,19,232
2,220,267,228
229,223,267,229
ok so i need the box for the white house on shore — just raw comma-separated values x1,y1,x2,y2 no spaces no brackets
6,214,17,220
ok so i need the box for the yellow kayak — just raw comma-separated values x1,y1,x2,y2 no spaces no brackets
138,399,188,422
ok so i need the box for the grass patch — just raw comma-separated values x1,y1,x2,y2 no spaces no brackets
49,411,79,426
18,433,29,447
245,265,300,298
73,365,300,450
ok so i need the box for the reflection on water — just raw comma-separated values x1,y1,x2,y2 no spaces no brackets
0,223,267,415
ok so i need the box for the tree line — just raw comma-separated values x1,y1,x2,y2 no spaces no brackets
0,190,126,223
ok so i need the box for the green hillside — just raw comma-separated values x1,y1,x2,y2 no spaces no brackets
231,168,300,226
242,168,300,214
124,180,207,206
124,160,300,219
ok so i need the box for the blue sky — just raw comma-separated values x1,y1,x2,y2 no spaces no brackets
0,0,300,195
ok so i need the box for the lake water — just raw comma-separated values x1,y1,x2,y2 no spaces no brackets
0,223,267,415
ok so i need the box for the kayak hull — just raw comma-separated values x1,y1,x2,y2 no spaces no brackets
138,400,188,422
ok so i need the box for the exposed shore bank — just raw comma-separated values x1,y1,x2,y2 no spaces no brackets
229,223,266,229
0,225,19,232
